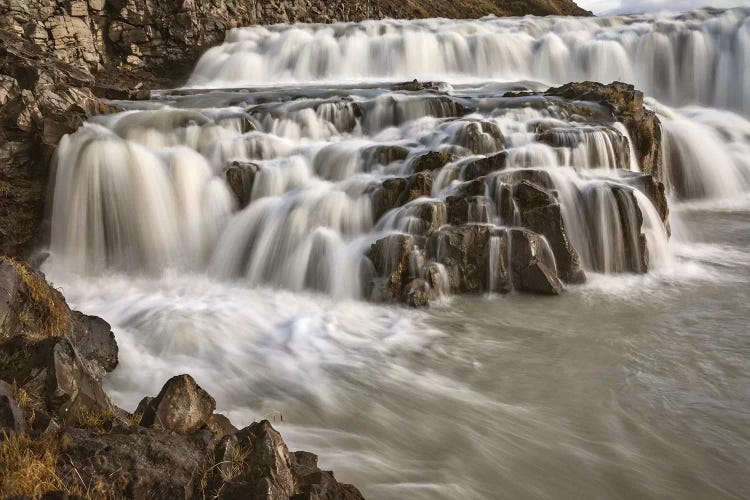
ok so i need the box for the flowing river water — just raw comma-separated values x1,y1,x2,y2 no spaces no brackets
43,8,750,499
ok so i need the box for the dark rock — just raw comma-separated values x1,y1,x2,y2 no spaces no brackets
70,311,118,374
226,161,260,209
509,228,564,295
0,379,26,435
362,144,409,166
512,180,585,284
391,80,444,92
58,426,210,500
410,151,456,172
611,185,649,273
291,450,365,500
367,234,414,301
620,171,670,228
455,121,505,154
140,374,216,434
370,171,433,221
446,195,492,226
402,279,431,307
426,224,509,294
0,335,114,424
461,151,508,180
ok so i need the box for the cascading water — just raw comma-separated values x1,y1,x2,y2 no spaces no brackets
41,7,750,500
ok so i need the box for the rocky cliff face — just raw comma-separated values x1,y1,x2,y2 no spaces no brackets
2,0,590,87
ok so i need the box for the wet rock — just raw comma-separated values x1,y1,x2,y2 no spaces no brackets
461,151,508,180
446,195,492,226
226,161,260,209
0,379,26,436
512,180,585,284
0,335,114,425
546,82,663,177
455,121,505,154
611,185,649,273
366,234,414,301
370,171,433,221
140,374,216,434
411,151,457,172
620,171,670,228
391,79,445,92
402,279,431,307
509,228,564,295
426,224,508,294
362,144,409,166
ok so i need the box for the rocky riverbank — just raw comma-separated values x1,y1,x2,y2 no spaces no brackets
0,257,363,499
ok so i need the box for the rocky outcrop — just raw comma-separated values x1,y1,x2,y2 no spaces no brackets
226,161,260,209
0,30,116,259
0,264,364,499
546,81,664,178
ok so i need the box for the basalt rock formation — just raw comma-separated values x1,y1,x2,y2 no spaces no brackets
0,257,362,499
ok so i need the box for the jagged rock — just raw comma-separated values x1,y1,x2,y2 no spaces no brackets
0,335,114,424
509,228,564,295
620,171,670,228
0,379,26,436
226,161,260,209
402,279,431,307
367,234,414,301
140,374,216,434
546,82,663,177
0,31,115,259
290,450,365,500
70,311,118,374
446,195,492,225
512,180,585,284
391,79,444,92
411,151,456,172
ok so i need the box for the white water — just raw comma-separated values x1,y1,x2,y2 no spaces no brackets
189,8,750,114
42,7,750,500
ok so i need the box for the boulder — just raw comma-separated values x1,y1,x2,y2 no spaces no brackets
290,450,365,500
509,229,564,295
140,375,216,434
226,161,260,209
366,234,415,301
512,180,585,284
446,195,492,226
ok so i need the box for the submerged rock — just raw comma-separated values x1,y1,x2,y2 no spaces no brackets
226,161,260,209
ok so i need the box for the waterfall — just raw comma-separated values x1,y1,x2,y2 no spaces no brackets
187,8,750,114
46,8,750,301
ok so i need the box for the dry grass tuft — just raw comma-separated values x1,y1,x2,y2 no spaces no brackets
0,431,65,498
73,406,118,433
6,258,72,340
194,442,251,499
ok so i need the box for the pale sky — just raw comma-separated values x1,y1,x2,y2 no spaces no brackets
577,0,750,15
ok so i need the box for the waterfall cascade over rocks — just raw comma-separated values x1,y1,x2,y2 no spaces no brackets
47,8,750,306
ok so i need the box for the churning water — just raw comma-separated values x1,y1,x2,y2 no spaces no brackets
43,7,750,500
